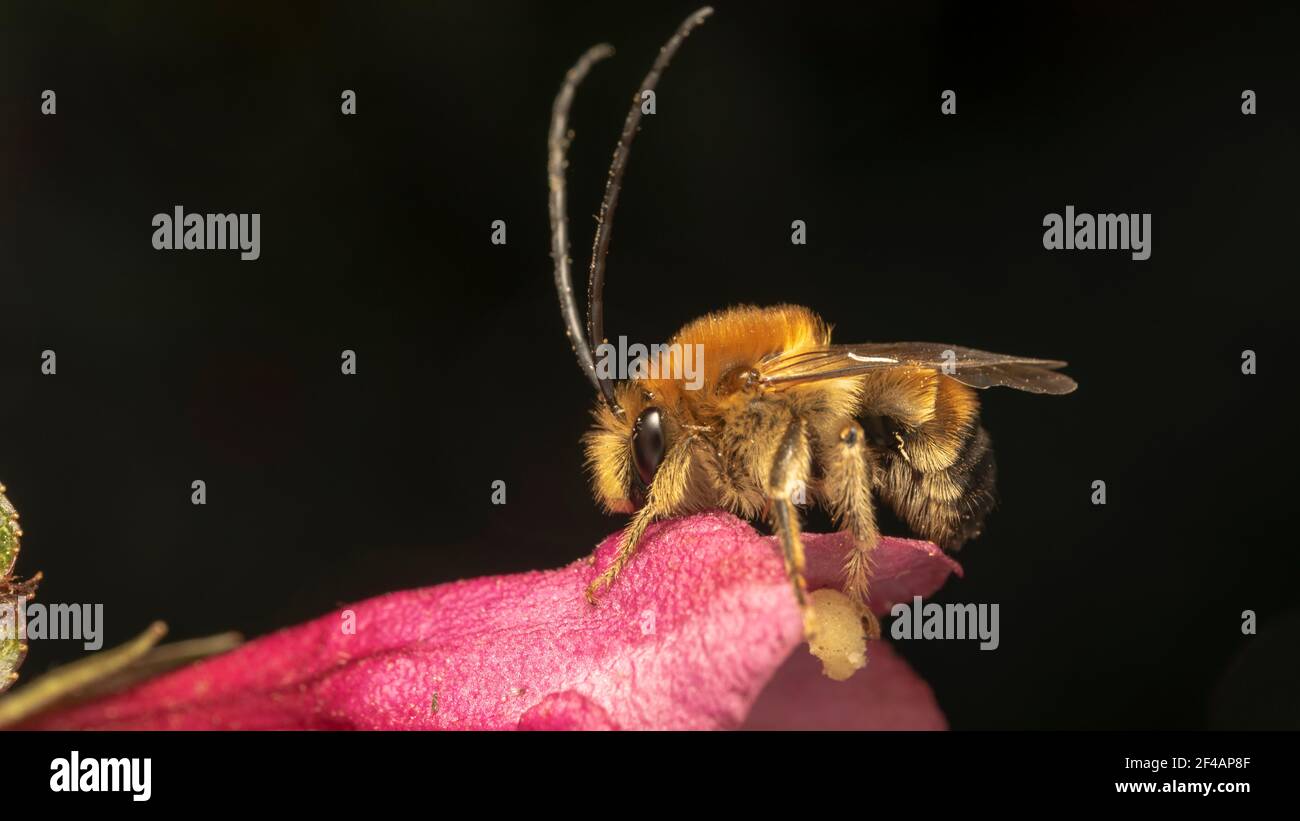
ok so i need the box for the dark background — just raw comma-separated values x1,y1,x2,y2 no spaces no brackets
1,1,1296,729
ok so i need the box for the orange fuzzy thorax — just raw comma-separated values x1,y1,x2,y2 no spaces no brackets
624,304,831,410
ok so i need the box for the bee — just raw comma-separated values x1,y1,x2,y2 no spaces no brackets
547,7,1075,638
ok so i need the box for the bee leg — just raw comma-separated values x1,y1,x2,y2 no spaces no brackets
584,435,698,605
767,418,816,637
821,421,882,640
585,516,649,605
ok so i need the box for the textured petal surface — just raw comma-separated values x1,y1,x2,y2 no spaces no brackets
23,511,960,730
742,641,947,730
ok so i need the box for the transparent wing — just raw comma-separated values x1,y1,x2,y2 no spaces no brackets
758,342,1077,395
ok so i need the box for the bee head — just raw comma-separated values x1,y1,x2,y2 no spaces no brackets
582,387,675,512
548,9,713,514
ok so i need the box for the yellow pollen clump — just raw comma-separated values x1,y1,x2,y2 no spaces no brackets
806,588,868,681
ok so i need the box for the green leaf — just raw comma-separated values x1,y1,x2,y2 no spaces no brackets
0,484,39,695
0,488,18,579
0,635,25,695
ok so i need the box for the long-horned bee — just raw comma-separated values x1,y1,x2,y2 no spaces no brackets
547,7,1075,638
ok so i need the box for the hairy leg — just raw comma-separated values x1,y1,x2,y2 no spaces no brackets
819,421,882,639
585,435,697,604
767,417,816,636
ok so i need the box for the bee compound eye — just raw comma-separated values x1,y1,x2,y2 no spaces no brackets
631,407,666,489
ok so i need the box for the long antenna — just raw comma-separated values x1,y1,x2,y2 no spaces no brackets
549,43,615,398
587,7,713,409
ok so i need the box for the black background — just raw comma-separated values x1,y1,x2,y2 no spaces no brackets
1,1,1297,729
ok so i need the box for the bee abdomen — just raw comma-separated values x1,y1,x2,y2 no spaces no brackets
944,424,997,547
879,421,998,551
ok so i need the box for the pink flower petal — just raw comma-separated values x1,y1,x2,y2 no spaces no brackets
801,529,963,615
742,641,946,730
518,691,620,730
23,511,959,730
